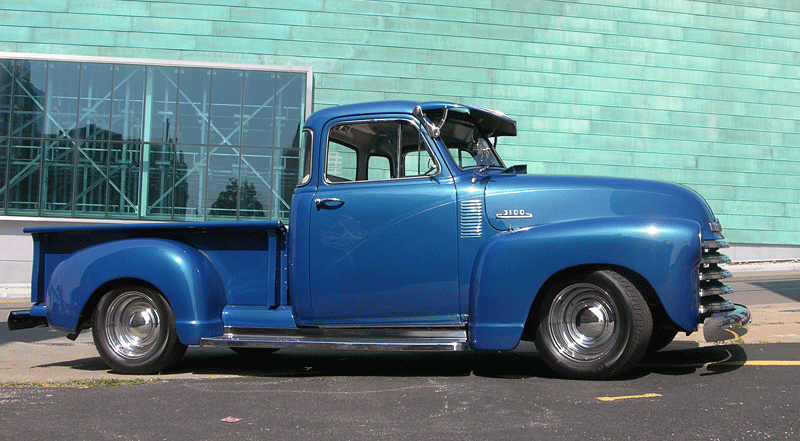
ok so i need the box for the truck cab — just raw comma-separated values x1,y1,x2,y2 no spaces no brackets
9,100,749,379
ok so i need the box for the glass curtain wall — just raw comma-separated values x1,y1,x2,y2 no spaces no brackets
0,57,307,222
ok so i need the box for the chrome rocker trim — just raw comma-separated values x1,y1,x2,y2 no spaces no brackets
200,326,469,351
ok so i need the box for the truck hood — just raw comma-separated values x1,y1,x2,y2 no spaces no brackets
484,174,720,238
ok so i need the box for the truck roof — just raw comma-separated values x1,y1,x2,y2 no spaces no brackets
304,101,517,137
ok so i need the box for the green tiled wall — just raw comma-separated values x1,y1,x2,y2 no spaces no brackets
1,0,798,245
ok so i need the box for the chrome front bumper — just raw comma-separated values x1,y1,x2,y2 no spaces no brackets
702,303,750,343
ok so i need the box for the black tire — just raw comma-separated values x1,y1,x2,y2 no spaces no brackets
534,270,653,380
92,286,187,374
646,329,679,354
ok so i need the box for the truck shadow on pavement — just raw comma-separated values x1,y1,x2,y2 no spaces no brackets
748,279,800,302
35,341,748,381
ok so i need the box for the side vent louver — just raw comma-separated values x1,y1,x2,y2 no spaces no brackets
460,200,483,237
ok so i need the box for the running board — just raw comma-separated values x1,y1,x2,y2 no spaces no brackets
199,326,469,351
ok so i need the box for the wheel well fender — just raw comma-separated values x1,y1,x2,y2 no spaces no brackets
468,217,701,350
520,264,674,341
44,238,226,344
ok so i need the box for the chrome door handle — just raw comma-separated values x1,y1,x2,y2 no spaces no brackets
315,198,345,209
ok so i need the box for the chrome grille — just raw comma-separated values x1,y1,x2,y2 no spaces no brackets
460,200,483,237
699,239,734,312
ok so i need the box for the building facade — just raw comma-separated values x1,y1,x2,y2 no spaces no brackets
2,0,799,289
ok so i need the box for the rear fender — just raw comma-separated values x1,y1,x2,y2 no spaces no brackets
469,217,701,350
44,238,226,344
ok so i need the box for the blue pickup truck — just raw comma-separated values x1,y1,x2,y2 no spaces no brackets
8,101,749,379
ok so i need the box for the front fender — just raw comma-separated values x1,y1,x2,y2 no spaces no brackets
45,238,226,344
469,217,701,350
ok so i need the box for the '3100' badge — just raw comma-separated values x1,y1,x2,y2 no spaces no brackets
496,209,533,219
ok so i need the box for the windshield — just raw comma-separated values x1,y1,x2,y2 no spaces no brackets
438,117,505,170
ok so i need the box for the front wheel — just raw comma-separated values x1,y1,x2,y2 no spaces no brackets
534,270,653,380
92,286,187,374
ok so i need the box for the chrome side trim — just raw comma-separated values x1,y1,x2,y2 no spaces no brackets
199,327,469,352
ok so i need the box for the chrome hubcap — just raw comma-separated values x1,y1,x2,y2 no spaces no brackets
105,291,162,359
548,283,618,362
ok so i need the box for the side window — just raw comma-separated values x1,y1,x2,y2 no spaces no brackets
327,142,357,182
402,149,436,178
368,156,391,180
325,119,438,183
298,129,313,186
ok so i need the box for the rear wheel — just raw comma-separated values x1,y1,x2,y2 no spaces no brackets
92,286,187,374
534,270,652,379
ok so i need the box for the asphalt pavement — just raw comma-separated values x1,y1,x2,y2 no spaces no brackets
0,342,798,440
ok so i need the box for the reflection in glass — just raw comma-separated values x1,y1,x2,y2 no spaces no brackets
207,146,239,220
108,142,141,219
8,60,45,140
275,73,305,149
41,139,73,217
210,69,243,147
74,139,108,218
240,148,271,219
142,142,174,220
1,61,12,137
173,144,205,221
0,57,306,221
275,148,300,219
6,140,41,215
242,70,275,147
111,65,145,142
145,66,177,143
44,62,80,140
176,67,210,145
78,63,113,142
0,138,5,210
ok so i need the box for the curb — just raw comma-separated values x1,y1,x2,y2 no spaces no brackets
1,284,31,300
723,261,800,274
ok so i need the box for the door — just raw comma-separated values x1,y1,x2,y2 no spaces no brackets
308,117,460,326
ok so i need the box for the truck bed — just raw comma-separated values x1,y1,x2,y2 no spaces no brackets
25,221,288,308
